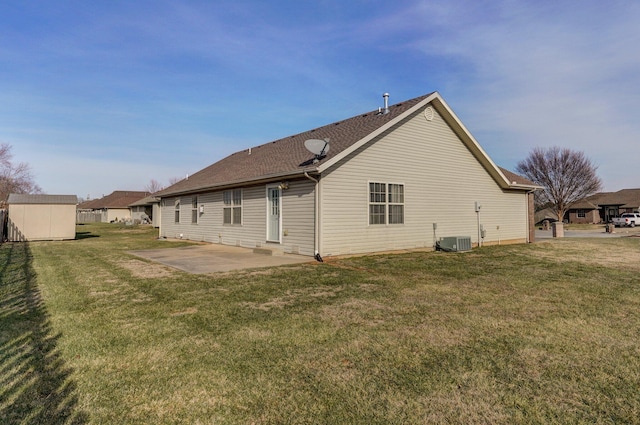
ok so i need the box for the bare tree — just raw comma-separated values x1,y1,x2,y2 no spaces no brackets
516,146,602,221
0,143,42,206
145,179,163,193
167,176,184,186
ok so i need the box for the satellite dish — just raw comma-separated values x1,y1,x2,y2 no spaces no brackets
304,138,330,156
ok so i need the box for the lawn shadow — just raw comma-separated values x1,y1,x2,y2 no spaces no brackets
75,231,99,240
0,242,89,424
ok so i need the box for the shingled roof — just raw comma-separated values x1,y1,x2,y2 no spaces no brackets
590,188,640,209
156,92,536,197
129,195,160,207
569,192,610,209
78,191,150,210
498,167,536,187
156,94,432,197
8,194,77,205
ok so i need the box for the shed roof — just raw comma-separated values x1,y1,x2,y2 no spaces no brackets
129,195,160,207
155,92,538,197
8,194,77,205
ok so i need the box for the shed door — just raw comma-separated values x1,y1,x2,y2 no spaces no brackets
267,187,281,242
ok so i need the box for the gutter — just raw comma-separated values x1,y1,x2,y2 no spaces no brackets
157,169,317,198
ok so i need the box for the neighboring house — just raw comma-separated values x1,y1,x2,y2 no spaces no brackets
565,189,640,223
595,189,640,221
535,207,558,227
129,195,161,227
564,194,603,224
7,194,77,241
77,191,150,223
155,92,539,258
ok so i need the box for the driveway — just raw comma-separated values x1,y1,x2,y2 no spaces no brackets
130,243,312,274
535,227,640,240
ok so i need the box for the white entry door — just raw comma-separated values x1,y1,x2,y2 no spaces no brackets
267,187,281,242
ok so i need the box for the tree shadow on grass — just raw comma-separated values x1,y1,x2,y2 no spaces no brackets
0,242,89,424
75,231,99,240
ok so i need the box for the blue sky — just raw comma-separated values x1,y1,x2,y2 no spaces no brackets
1,0,638,198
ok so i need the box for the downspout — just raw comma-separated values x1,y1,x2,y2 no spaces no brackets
304,172,322,261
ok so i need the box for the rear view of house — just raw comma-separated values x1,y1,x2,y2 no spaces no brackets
155,92,538,258
7,194,77,241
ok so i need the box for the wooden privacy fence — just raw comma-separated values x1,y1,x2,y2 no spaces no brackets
76,211,103,223
0,209,6,242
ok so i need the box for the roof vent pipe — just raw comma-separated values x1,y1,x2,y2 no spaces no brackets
383,92,390,114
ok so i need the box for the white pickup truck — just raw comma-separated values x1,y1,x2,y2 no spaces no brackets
612,213,640,227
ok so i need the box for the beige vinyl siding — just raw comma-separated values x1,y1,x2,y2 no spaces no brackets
152,203,161,227
130,206,149,222
160,196,196,240
159,180,315,254
105,208,131,222
281,179,315,256
320,105,528,256
8,204,76,241
160,189,264,246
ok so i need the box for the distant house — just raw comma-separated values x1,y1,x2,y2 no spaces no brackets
596,189,640,221
77,191,149,223
535,207,558,226
7,194,77,241
564,195,603,224
565,189,640,223
155,92,539,258
129,195,161,227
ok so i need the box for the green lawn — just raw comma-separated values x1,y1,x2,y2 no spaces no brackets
2,223,640,424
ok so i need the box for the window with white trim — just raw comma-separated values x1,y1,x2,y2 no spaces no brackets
223,189,242,225
191,196,198,224
369,182,404,225
388,183,404,224
577,209,586,218
174,199,180,223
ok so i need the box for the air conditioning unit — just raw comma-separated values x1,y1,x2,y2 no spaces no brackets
438,236,472,252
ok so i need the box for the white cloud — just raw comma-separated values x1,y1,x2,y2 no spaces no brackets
396,0,640,190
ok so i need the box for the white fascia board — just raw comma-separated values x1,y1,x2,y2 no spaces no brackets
428,95,515,190
430,96,542,191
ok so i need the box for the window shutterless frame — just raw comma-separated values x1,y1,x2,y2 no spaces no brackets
368,181,404,225
223,189,242,225
191,196,198,224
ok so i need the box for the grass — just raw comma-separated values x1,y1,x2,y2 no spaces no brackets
2,223,640,424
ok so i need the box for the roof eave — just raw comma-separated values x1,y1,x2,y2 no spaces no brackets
505,183,543,191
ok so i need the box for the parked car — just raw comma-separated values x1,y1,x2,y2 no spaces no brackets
612,213,640,227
